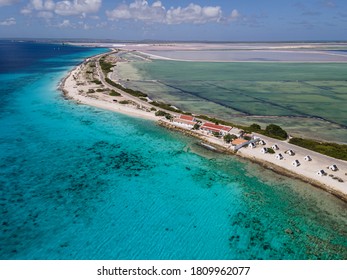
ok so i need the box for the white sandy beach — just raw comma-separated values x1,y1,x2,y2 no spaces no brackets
60,49,347,202
237,134,347,200
62,56,159,122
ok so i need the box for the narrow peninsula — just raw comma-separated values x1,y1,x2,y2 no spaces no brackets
60,47,347,202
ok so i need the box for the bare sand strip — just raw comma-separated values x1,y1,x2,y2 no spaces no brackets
60,53,158,122
237,134,347,202
60,52,347,203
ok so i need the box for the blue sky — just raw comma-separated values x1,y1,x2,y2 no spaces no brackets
0,0,346,41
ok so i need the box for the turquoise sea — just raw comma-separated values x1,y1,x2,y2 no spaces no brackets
0,41,346,260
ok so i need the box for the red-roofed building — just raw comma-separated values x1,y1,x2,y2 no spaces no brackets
173,114,196,128
179,114,195,122
200,122,232,135
231,138,252,151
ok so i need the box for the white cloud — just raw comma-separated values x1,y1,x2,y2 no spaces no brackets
0,17,16,26
37,11,54,19
166,4,222,24
31,0,44,10
323,0,336,8
96,21,107,28
0,0,18,7
106,0,226,25
20,7,32,15
57,19,71,27
55,0,102,16
230,9,240,21
22,0,102,17
106,0,165,22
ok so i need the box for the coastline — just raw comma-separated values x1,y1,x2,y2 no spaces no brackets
60,51,347,203
158,120,347,202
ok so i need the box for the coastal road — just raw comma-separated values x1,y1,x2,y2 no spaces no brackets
95,53,153,110
95,51,182,117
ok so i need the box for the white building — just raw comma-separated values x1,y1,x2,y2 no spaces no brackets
249,142,256,149
172,114,196,129
259,140,266,145
286,149,295,156
272,144,279,150
329,164,338,171
317,170,326,176
292,160,300,167
261,147,268,154
276,153,283,160
304,155,312,161
231,138,251,151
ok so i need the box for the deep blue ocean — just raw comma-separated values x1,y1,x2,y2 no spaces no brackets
0,41,346,260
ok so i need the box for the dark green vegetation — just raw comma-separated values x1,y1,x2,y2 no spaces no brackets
92,79,102,85
212,131,221,138
289,138,347,161
237,123,288,140
267,148,276,154
109,90,121,96
196,115,236,127
99,57,114,74
105,78,148,98
119,100,130,105
223,134,237,143
264,124,288,140
193,123,200,130
149,101,184,114
250,123,261,130
155,110,172,119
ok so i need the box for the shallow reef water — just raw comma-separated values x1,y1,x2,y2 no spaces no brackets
0,42,346,259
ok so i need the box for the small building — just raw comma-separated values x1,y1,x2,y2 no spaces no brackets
200,122,232,136
220,125,233,136
304,155,312,161
286,149,295,156
259,140,266,145
243,133,253,140
260,147,268,154
276,153,283,160
173,114,196,128
292,160,300,167
329,164,338,171
272,144,279,150
228,128,244,138
231,138,251,151
317,170,326,176
248,142,256,149
178,114,195,122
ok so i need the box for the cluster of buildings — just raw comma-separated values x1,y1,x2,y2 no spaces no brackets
249,138,341,178
173,114,233,135
172,114,255,150
172,114,343,181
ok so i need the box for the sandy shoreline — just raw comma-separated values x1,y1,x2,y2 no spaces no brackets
60,50,347,203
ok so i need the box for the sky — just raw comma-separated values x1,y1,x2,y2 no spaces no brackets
0,0,346,41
